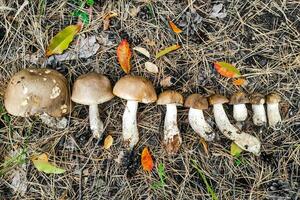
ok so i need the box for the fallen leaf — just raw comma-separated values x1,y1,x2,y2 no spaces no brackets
133,46,150,58
145,61,159,73
46,24,82,57
31,153,65,174
103,135,113,149
155,44,180,59
168,19,183,34
141,147,154,172
103,11,118,31
210,3,227,19
233,78,247,86
230,142,243,157
86,0,94,6
200,138,209,155
73,10,89,25
117,39,132,74
214,62,241,78
160,76,173,87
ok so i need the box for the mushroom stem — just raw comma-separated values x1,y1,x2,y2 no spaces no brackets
252,104,267,126
267,103,281,127
164,104,182,154
40,113,67,129
188,108,215,141
89,104,104,139
233,104,248,122
212,104,261,155
122,100,139,149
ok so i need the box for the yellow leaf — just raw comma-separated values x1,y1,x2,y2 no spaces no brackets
133,46,150,58
233,78,247,86
31,153,65,174
117,39,132,74
214,62,241,78
230,142,243,157
103,135,113,149
145,61,159,73
155,44,180,59
46,24,82,57
141,147,154,172
168,19,183,34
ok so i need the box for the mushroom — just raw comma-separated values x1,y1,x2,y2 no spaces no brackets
157,90,183,155
266,93,281,128
209,94,261,155
113,75,157,149
71,72,114,139
184,94,215,141
250,93,267,126
229,92,249,122
4,68,71,128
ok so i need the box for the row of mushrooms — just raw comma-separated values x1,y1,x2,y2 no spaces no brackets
4,68,282,156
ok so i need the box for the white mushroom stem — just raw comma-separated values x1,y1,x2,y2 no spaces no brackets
40,113,67,129
89,104,104,139
122,100,139,149
233,104,248,122
188,108,215,141
267,103,281,127
212,104,261,155
251,104,267,126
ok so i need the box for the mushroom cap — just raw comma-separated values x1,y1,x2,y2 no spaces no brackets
184,94,209,110
4,68,71,117
113,75,157,103
209,94,229,105
157,90,183,106
71,72,114,105
249,93,265,104
229,92,249,104
266,93,281,104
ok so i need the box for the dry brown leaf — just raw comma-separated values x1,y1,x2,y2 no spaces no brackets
200,138,209,156
103,11,118,31
145,61,158,73
160,76,173,87
104,135,113,149
133,46,150,58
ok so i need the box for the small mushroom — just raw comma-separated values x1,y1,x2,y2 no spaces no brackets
71,72,114,139
157,90,183,155
229,92,249,122
113,75,157,149
266,93,281,128
184,94,214,141
4,68,71,128
250,93,267,126
209,94,261,155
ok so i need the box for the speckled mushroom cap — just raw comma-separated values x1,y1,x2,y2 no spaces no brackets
113,75,157,103
71,72,114,105
266,93,281,104
184,94,209,110
209,94,229,105
4,68,71,117
157,90,184,106
249,93,265,104
229,92,249,105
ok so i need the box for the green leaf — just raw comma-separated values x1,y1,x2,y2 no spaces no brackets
151,163,166,189
230,142,243,157
155,44,180,59
72,10,89,25
31,154,65,174
46,24,82,57
86,0,94,6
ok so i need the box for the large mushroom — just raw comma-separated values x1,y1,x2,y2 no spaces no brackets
4,68,71,128
113,75,157,149
209,94,261,155
229,92,249,122
157,90,183,155
184,94,215,141
266,93,281,128
71,72,114,139
250,93,267,126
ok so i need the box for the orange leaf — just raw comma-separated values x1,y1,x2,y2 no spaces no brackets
141,147,154,172
155,44,180,59
233,78,246,86
117,39,132,74
168,20,182,34
214,62,241,78
200,138,209,156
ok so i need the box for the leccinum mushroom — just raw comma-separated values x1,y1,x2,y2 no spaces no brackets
113,75,157,149
71,72,114,139
229,92,249,122
184,94,215,141
250,93,267,126
209,94,261,155
266,93,281,128
4,68,71,128
157,90,183,155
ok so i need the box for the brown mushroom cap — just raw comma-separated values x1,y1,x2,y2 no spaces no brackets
4,68,71,117
157,90,183,106
266,93,281,104
184,94,209,110
229,92,249,105
249,93,265,104
209,94,229,105
113,75,157,103
71,72,114,105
